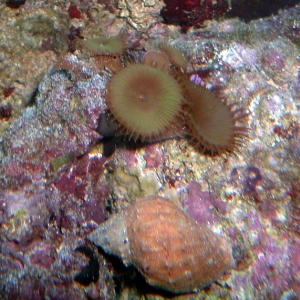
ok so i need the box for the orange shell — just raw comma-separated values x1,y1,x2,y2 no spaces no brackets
88,196,234,293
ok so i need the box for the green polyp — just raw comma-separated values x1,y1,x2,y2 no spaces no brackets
82,35,125,55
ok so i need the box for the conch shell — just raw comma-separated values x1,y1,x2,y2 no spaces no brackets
88,196,234,293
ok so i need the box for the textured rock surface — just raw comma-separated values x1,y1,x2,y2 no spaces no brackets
0,1,299,299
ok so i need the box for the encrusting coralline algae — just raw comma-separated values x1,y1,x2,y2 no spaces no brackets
0,1,299,299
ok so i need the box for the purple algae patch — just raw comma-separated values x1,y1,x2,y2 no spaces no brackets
30,244,56,269
0,62,113,299
183,181,227,225
53,154,108,226
144,144,164,168
290,239,300,295
243,166,262,196
161,0,230,33
250,232,291,299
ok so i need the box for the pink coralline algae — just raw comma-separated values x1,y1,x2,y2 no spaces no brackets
68,4,83,19
144,144,164,168
183,181,228,226
0,68,115,299
29,244,56,269
0,1,299,299
161,0,230,32
250,233,291,299
3,86,15,98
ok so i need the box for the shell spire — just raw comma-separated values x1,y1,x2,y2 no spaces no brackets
88,213,131,265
